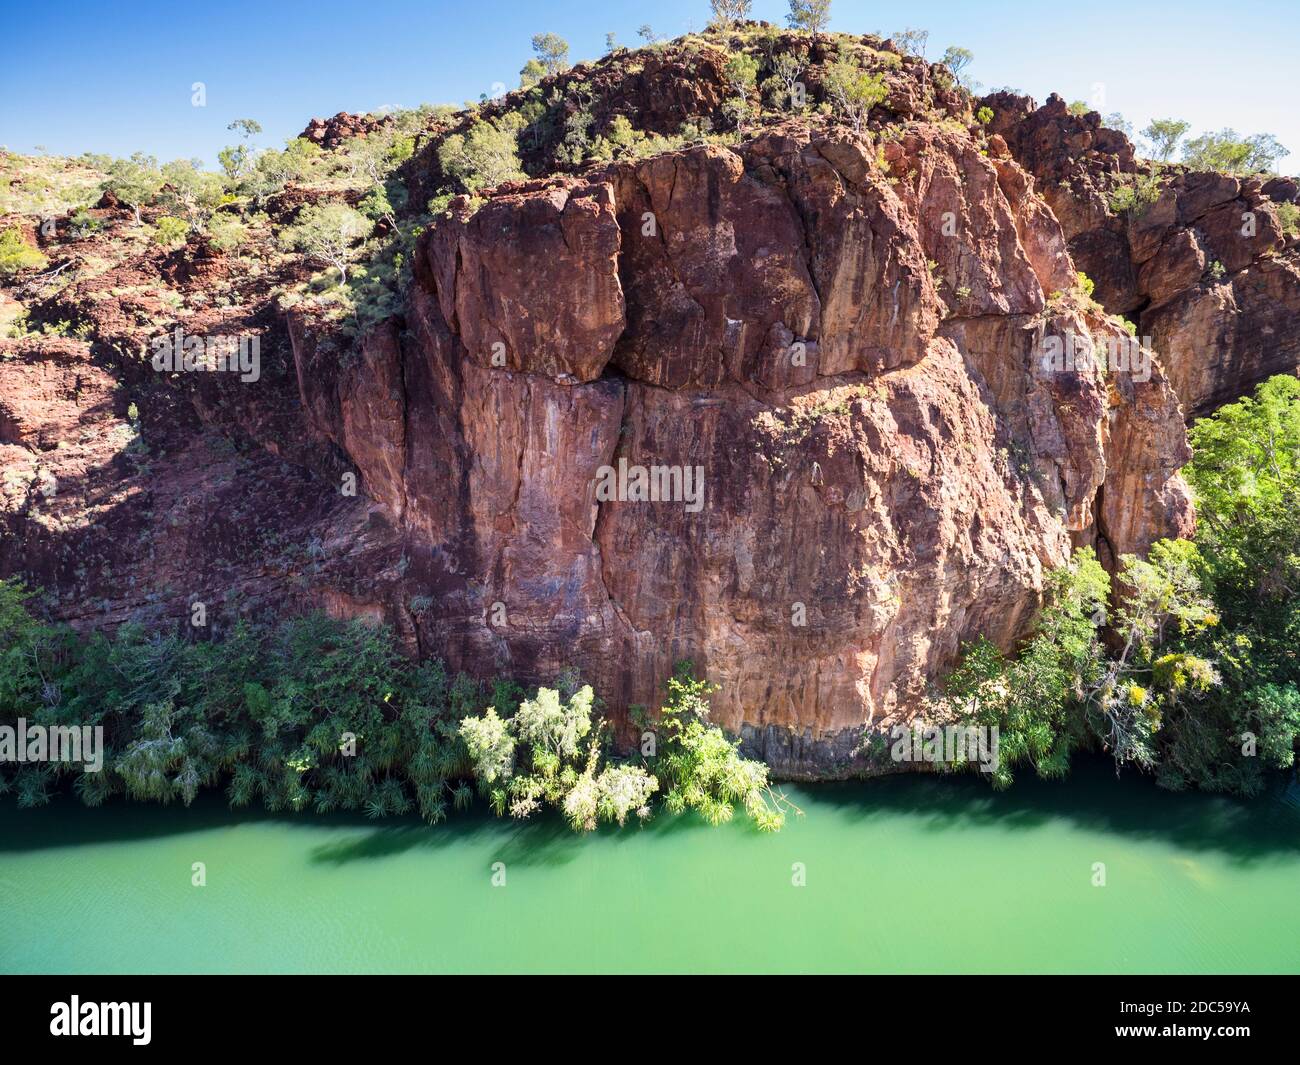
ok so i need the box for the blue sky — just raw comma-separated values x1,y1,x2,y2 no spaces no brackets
2,0,1295,172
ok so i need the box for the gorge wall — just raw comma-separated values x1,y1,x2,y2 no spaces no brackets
286,119,1198,774
3,31,1298,776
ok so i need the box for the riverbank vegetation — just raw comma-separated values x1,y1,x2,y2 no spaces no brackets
0,588,793,830
933,374,1300,796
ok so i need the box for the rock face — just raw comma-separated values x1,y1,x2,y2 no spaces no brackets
282,125,1194,775
298,111,394,150
0,335,390,633
983,91,1300,417
18,41,1296,778
426,180,626,380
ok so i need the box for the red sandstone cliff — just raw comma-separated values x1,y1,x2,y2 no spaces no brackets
2,28,1294,775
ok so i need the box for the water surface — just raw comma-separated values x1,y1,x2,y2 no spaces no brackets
2,758,1298,973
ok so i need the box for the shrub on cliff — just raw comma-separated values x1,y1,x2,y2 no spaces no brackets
150,215,190,248
822,59,887,134
1108,171,1163,216
1276,201,1299,239
1181,129,1288,175
786,0,832,37
207,213,249,253
436,120,527,194
278,202,372,287
0,226,48,276
937,542,1227,788
937,376,1300,795
938,548,1110,788
103,152,164,225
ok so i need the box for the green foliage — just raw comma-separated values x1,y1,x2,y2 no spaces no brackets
822,59,887,134
586,117,687,163
1185,374,1300,630
1086,540,1220,771
518,58,547,89
458,683,658,831
761,52,808,111
1140,118,1189,162
975,105,993,125
1275,200,1300,239
724,51,760,93
460,706,515,784
1181,129,1288,175
150,215,190,247
940,46,975,91
786,0,832,36
937,539,1227,787
103,153,164,223
0,589,483,822
341,129,416,189
0,226,47,276
278,202,372,286
1108,171,1163,216
938,548,1109,788
241,137,319,207
207,213,249,253
158,159,227,230
0,151,106,217
938,374,1300,797
436,120,526,193
652,664,795,831
529,33,570,76
69,208,103,238
456,663,793,832
220,117,263,178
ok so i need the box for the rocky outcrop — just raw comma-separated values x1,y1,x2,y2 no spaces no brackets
298,111,395,150
11,36,1268,778
983,91,1300,417
281,126,1193,775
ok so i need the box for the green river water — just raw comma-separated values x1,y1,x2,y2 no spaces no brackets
2,757,1298,974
